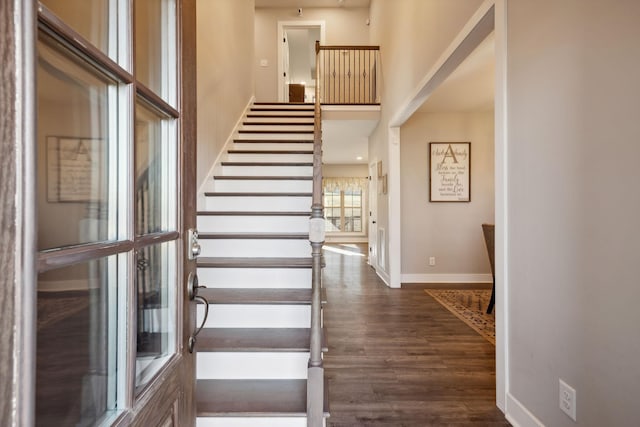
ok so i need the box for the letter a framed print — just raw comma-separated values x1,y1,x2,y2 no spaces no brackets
429,142,471,202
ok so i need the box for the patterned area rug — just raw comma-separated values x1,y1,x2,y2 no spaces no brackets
425,289,495,345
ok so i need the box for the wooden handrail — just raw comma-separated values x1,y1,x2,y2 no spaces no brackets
317,44,380,51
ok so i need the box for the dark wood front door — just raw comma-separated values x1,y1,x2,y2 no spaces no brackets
1,0,197,425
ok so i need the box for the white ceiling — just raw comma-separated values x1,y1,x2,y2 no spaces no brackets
418,32,495,113
255,0,370,8
322,118,377,164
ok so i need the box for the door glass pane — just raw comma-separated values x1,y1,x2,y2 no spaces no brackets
135,0,177,105
135,100,177,235
135,241,176,393
37,36,118,250
36,256,118,426
40,0,113,58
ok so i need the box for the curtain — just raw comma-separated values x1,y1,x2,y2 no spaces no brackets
323,177,368,192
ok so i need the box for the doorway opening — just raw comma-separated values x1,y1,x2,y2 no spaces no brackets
277,20,326,103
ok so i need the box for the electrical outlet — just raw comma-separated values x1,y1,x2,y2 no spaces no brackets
559,379,576,421
429,257,436,266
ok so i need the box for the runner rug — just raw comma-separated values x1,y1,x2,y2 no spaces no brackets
425,289,495,345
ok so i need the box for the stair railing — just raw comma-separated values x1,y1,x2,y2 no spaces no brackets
306,41,325,427
316,43,380,105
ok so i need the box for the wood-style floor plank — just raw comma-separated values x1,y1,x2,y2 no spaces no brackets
322,243,510,426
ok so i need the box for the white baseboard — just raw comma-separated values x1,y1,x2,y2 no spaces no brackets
401,273,493,284
197,96,255,206
376,268,391,288
505,392,545,427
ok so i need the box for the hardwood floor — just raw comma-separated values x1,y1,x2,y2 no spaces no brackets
36,294,93,427
323,243,510,426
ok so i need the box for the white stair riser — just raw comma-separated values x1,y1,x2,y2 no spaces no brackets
198,215,309,233
197,352,309,380
213,179,312,193
241,125,313,132
197,417,309,427
200,239,310,258
197,268,311,289
198,304,310,328
227,153,313,163
220,165,312,176
245,116,313,124
232,142,314,151
204,196,311,212
236,133,313,141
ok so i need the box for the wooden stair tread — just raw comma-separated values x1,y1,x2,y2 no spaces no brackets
250,107,314,112
197,328,327,352
247,114,314,119
197,257,313,268
204,192,312,197
227,149,313,154
213,175,312,181
197,211,311,216
243,122,314,126
196,379,329,417
199,232,309,240
233,141,313,145
197,288,326,305
220,162,313,166
253,102,314,106
238,130,314,134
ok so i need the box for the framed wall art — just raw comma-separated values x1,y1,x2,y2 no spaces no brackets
47,136,103,202
429,142,471,202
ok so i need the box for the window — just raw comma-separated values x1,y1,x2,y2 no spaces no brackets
35,0,179,423
324,189,363,233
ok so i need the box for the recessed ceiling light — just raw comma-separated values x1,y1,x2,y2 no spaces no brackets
356,156,363,161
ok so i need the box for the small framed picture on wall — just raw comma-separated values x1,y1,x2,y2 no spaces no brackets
429,142,471,202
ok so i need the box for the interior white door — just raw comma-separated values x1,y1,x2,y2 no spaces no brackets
283,30,290,102
368,161,378,268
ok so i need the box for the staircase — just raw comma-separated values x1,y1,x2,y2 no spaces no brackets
195,103,328,427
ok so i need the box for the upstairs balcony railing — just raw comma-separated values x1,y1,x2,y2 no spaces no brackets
316,42,380,105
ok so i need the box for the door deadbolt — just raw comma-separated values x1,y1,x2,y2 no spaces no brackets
187,228,201,260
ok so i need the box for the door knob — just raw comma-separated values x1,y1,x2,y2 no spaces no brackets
187,272,209,353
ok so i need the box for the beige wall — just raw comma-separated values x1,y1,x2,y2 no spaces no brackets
400,112,493,278
197,0,255,188
367,0,483,281
323,163,368,178
254,7,370,102
506,0,640,425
